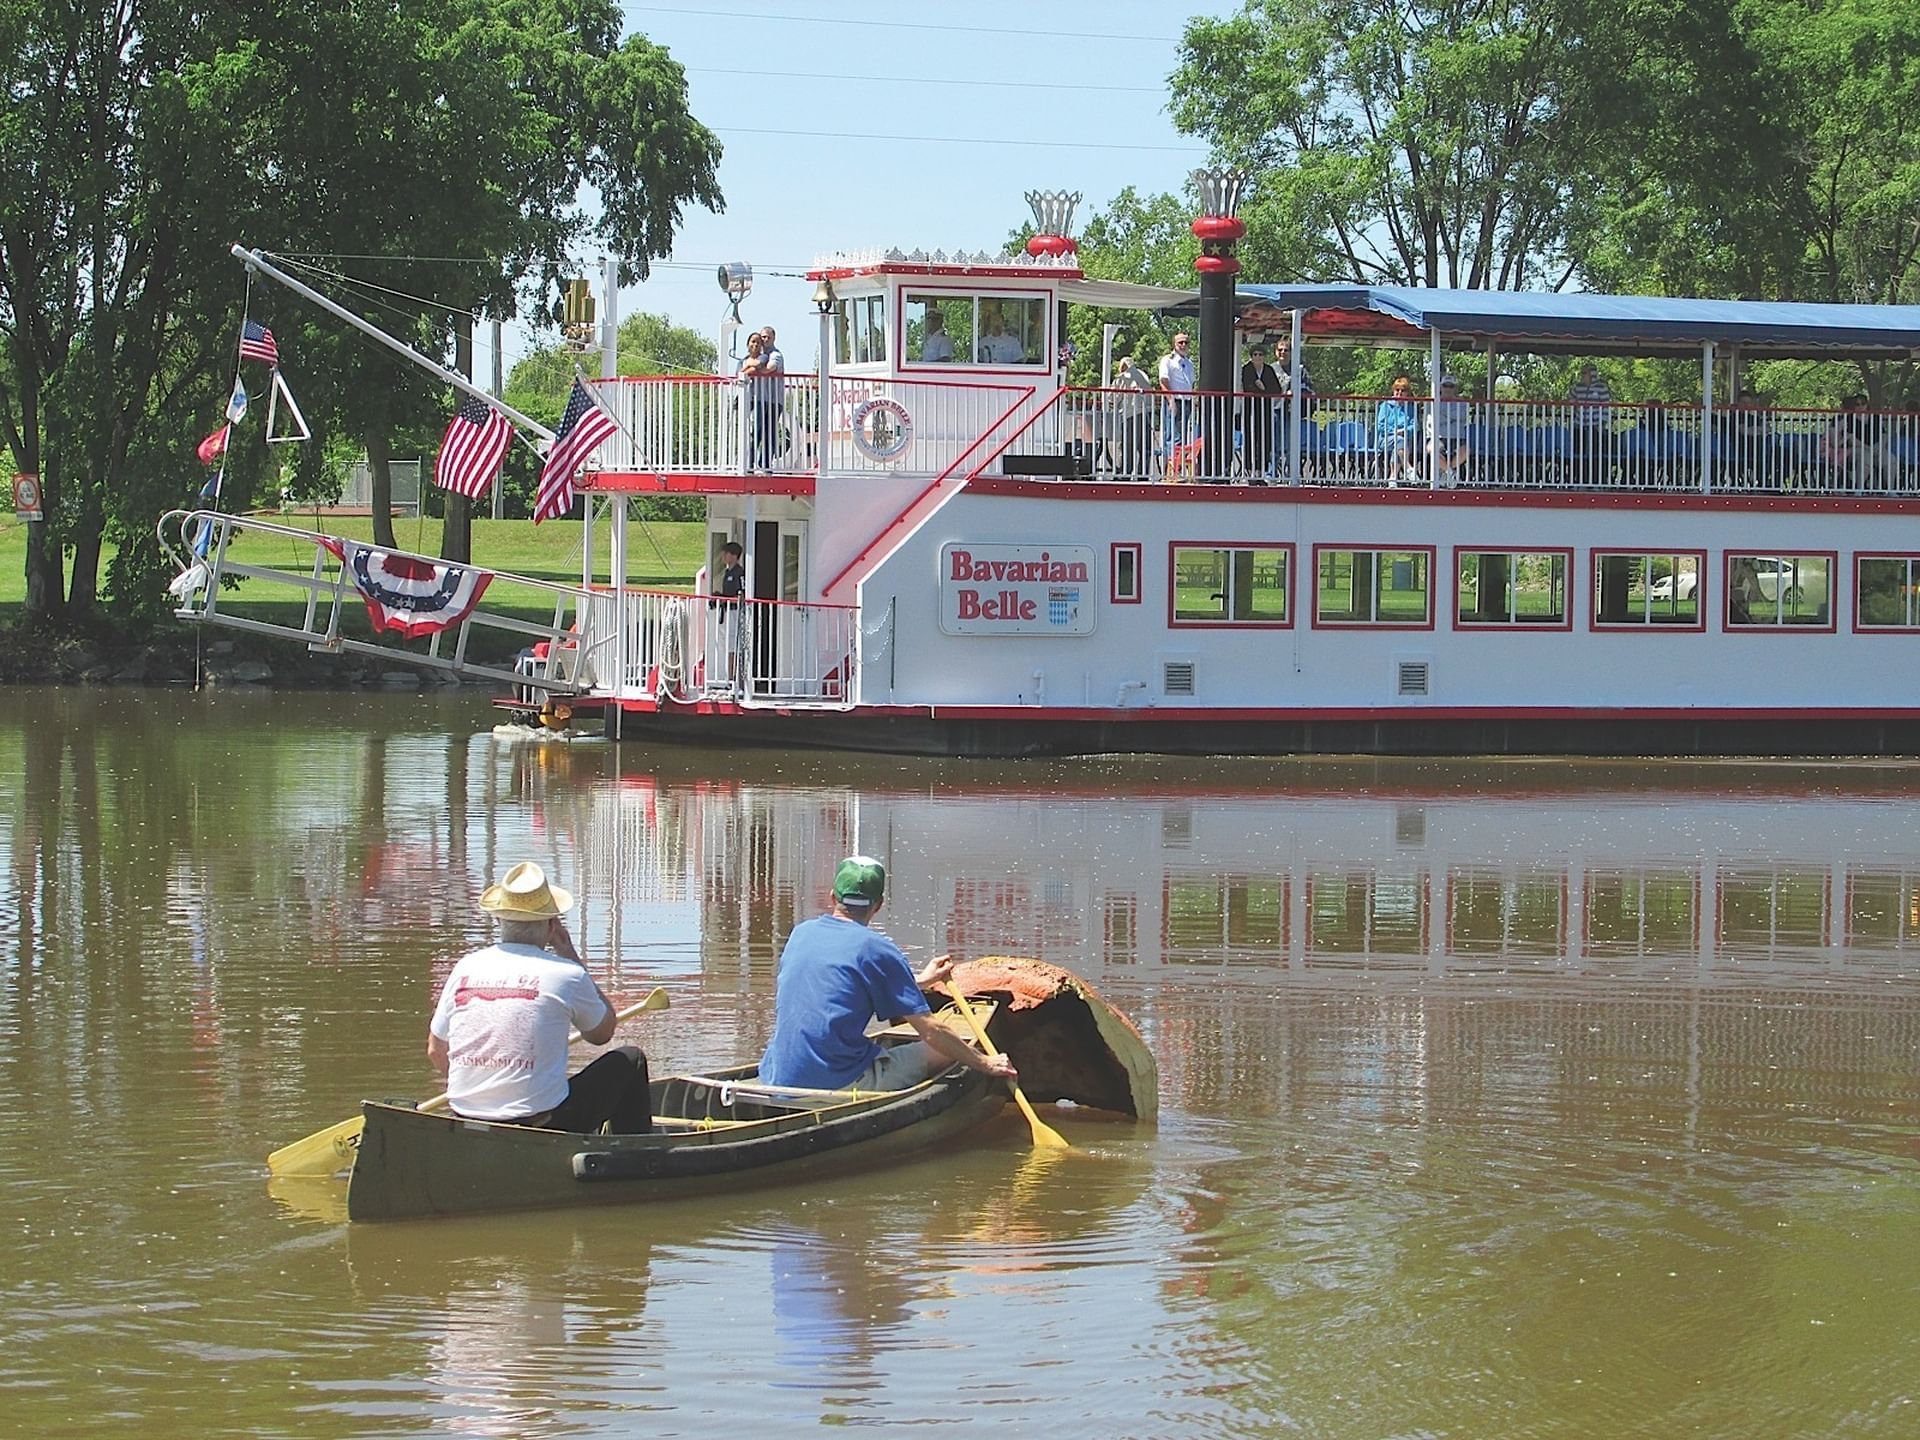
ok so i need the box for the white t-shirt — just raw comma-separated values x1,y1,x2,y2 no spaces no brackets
429,943,612,1120
921,330,954,362
1159,353,1195,393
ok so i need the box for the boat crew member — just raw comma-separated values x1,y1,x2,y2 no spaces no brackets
920,308,955,363
428,862,652,1133
759,856,1019,1091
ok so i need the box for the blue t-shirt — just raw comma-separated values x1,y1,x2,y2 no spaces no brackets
759,915,930,1088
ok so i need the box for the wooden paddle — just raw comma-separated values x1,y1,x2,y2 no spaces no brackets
266,986,670,1178
945,981,1070,1151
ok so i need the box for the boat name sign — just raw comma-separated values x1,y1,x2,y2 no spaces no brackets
940,544,1094,635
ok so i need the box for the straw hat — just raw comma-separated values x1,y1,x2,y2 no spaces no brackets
480,861,573,918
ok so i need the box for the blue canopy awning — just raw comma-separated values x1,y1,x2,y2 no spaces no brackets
1233,284,1920,356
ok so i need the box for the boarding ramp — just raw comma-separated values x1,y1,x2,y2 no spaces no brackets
158,509,594,696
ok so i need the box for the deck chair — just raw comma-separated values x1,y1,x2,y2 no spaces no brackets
1165,436,1205,483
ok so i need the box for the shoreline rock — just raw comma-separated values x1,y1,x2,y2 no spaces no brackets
0,621,504,692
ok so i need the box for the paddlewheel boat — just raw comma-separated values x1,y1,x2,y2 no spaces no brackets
166,196,1920,757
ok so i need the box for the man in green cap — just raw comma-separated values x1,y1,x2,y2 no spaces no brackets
759,855,1018,1091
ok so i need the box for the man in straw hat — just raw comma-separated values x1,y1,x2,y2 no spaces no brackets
759,855,1017,1092
427,862,652,1132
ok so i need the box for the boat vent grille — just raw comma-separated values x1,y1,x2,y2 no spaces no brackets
1163,660,1196,696
1397,660,1430,697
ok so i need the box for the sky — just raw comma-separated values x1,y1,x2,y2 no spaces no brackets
542,0,1242,377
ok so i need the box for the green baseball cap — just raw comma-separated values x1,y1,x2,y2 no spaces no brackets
833,855,886,909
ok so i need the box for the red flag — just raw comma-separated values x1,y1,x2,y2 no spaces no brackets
197,425,230,465
533,379,617,523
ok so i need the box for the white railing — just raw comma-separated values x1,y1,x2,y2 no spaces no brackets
821,376,1040,476
592,374,817,475
593,586,858,707
998,390,1920,496
156,510,593,693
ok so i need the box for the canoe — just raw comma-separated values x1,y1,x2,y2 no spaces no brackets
344,959,1155,1222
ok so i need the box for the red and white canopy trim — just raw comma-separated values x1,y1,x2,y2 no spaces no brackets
319,537,493,639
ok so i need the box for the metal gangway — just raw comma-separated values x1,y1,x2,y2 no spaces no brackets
157,509,595,697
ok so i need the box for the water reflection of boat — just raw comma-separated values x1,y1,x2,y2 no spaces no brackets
575,761,1920,990
347,963,1155,1222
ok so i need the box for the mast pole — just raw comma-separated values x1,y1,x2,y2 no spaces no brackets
228,244,555,440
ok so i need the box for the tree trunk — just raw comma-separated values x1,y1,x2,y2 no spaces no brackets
367,428,397,548
22,449,65,623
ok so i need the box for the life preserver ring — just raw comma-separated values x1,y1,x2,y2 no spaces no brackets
850,397,913,461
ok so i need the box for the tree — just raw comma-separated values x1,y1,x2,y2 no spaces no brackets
1170,1,1794,297
0,0,720,626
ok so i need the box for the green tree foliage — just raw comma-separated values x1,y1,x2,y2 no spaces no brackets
496,311,716,519
0,0,720,627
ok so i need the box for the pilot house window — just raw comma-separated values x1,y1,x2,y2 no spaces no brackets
902,291,1047,369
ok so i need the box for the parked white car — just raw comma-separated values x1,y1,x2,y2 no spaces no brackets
1649,569,1698,601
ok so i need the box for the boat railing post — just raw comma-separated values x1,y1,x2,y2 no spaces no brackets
1289,306,1305,485
1700,340,1715,494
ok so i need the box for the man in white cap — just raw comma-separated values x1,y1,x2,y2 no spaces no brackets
759,856,1018,1091
428,862,652,1132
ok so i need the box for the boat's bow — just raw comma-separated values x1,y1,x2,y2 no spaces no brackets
959,957,1158,1122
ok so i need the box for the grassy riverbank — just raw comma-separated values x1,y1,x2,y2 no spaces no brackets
0,511,707,684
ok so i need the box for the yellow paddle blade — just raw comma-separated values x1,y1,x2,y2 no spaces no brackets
265,1115,364,1178
945,982,1071,1151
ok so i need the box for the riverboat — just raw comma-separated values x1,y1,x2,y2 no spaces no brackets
168,209,1920,757
344,960,1156,1222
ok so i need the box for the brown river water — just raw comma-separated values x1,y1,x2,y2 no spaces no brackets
1,687,1916,1438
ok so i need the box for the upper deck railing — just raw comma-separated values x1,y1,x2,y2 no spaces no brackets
590,373,1920,496
1007,389,1920,495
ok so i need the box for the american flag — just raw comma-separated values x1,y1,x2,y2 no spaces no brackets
533,379,616,523
239,319,279,366
434,394,515,500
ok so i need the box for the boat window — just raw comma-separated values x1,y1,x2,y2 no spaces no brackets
1111,542,1141,604
904,293,970,364
1454,549,1571,628
1169,543,1292,626
1313,547,1434,626
834,294,888,366
1584,869,1698,959
986,295,1046,367
1590,551,1705,629
1724,553,1833,629
1855,555,1920,630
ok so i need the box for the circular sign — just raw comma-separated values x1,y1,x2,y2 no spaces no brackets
850,397,913,461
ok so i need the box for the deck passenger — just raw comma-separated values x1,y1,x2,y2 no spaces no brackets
1375,373,1419,485
1569,363,1615,480
428,862,652,1134
1426,375,1471,487
1159,333,1195,450
1111,355,1157,480
1239,343,1282,483
737,333,770,470
750,327,785,470
759,857,1018,1092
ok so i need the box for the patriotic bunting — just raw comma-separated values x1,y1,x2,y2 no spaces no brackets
319,537,494,639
